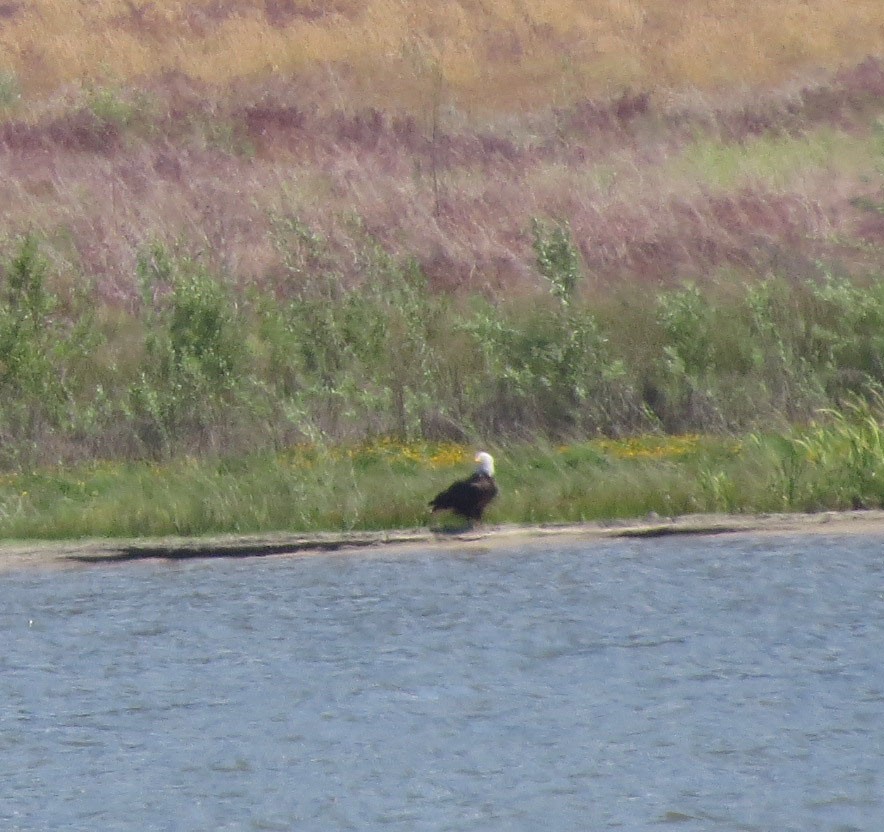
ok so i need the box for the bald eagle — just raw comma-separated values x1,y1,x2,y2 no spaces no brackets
429,451,498,522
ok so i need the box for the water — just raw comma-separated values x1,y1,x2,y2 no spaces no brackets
3,532,884,831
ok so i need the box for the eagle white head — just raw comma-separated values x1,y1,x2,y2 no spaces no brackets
475,451,495,477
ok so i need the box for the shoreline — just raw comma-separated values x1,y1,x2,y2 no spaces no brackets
1,509,882,573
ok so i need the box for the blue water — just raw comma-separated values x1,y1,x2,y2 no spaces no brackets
3,532,884,831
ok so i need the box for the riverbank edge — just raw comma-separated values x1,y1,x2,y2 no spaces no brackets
1,509,882,572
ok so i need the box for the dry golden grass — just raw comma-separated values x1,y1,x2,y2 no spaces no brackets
2,0,883,109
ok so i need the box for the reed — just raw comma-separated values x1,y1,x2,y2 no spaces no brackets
1,422,881,540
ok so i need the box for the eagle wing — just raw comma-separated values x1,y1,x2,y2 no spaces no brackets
429,472,498,519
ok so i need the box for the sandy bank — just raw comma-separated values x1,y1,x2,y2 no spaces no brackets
0,510,882,573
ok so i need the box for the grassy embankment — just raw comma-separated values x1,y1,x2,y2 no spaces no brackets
0,1,883,537
2,416,884,539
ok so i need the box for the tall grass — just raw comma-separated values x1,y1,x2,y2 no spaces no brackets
670,130,870,191
2,420,882,540
3,0,883,108
2,56,882,302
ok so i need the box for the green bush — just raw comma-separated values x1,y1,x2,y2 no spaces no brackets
0,237,83,463
462,220,642,437
0,231,883,468
531,218,583,305
261,222,445,439
127,243,249,456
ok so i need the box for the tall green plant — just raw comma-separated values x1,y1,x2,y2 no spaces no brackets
808,273,884,396
0,237,70,459
654,282,725,431
128,244,247,455
744,278,825,421
263,221,446,440
658,283,713,381
531,217,582,305
464,220,637,436
795,396,884,509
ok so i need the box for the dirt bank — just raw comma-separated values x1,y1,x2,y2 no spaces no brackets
0,510,882,573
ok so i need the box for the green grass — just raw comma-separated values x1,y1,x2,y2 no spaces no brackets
671,129,872,190
1,420,881,541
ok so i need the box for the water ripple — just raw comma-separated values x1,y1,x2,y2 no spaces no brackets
2,532,883,831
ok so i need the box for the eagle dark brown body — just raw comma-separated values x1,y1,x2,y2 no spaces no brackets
429,452,498,521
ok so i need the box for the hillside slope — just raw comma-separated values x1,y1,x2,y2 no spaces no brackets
2,0,884,108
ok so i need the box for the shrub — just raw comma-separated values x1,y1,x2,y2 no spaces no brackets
743,278,826,423
2,229,884,468
653,283,725,431
531,218,583,305
463,220,642,437
0,238,67,460
261,222,445,440
127,243,249,456
807,273,884,399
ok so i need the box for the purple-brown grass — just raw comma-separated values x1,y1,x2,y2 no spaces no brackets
0,59,882,303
